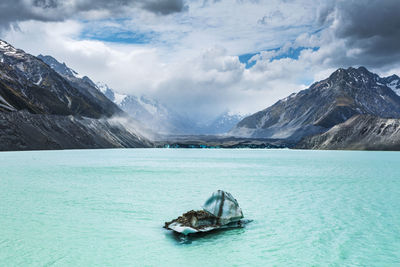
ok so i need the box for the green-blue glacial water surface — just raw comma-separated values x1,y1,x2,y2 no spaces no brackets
0,149,399,266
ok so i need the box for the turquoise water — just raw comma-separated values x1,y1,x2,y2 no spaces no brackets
0,149,400,266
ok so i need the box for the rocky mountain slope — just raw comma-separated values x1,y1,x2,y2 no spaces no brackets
296,115,400,150
0,40,151,150
0,40,123,118
230,67,400,142
0,111,151,150
36,54,122,117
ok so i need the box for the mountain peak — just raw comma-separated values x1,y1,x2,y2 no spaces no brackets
330,66,373,78
325,66,381,89
328,67,351,80
382,74,400,82
232,66,400,141
0,39,14,52
356,66,370,73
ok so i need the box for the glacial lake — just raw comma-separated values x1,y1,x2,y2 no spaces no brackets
0,148,399,266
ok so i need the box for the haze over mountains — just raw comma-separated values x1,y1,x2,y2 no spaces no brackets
38,54,244,136
94,81,244,135
1,39,400,151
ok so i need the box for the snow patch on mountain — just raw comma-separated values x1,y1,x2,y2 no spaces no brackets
34,74,43,85
386,79,400,96
114,92,127,105
0,95,16,111
96,82,108,94
379,74,400,96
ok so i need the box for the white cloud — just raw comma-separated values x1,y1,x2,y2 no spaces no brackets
1,0,399,122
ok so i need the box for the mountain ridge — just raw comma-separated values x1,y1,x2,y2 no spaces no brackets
0,39,151,150
0,39,124,119
230,66,400,142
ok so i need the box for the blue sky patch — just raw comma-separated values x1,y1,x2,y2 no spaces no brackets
79,18,157,44
239,46,319,69
80,30,155,44
238,53,259,68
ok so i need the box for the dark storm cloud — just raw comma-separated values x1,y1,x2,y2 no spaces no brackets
327,0,400,68
142,0,187,14
0,0,186,29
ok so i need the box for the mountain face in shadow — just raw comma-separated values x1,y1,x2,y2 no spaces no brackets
0,40,151,151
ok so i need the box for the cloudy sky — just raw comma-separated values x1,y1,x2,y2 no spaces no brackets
1,0,399,121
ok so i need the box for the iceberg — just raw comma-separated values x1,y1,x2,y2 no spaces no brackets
164,190,251,235
202,190,244,225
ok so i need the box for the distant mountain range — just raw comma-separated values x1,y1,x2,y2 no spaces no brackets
38,54,244,135
0,40,151,150
95,82,245,135
230,66,400,149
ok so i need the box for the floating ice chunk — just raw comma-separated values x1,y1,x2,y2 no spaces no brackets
202,190,244,225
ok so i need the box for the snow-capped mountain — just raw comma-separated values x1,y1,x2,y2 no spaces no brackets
119,94,176,134
94,82,179,134
230,67,400,141
0,40,118,117
95,82,243,135
96,82,127,105
0,40,151,150
198,112,245,135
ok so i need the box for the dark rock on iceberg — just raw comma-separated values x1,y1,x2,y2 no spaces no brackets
164,190,250,235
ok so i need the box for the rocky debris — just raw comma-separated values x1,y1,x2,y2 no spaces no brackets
164,191,250,235
154,135,293,149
